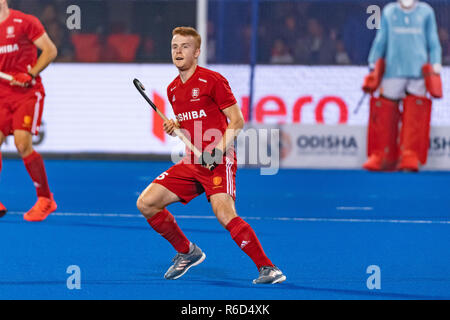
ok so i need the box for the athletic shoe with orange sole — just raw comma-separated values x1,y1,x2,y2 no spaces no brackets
23,193,57,222
363,154,383,171
0,201,6,218
397,150,419,172
363,153,397,172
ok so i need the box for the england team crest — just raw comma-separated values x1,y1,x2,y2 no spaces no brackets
192,88,200,99
6,26,15,38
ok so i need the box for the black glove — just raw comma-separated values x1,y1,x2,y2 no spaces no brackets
200,148,223,171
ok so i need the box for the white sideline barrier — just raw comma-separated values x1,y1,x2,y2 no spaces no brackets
1,63,449,169
279,124,450,170
279,124,367,169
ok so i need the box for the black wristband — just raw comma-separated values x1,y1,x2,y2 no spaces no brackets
211,148,223,161
200,148,223,167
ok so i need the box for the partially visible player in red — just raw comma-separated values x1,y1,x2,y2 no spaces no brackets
0,0,58,220
136,27,286,284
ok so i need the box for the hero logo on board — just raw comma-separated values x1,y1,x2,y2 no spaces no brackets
150,92,351,142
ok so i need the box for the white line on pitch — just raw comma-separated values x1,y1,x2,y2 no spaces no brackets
336,206,373,211
5,211,450,225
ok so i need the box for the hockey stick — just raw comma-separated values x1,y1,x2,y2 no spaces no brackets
0,71,13,82
353,92,368,114
133,78,202,159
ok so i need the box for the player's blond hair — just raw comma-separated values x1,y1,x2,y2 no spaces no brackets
172,26,201,49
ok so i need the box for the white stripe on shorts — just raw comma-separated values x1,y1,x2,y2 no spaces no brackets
226,158,234,197
31,91,42,134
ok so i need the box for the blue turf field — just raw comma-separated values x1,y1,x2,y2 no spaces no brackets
0,159,449,300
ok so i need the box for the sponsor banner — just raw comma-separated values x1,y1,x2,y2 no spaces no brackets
1,64,450,160
424,126,450,170
280,124,367,169
2,63,185,154
280,124,450,170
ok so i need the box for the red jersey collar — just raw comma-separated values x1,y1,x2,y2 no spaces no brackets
178,65,201,86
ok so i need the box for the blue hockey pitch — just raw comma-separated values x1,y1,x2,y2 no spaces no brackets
0,159,449,299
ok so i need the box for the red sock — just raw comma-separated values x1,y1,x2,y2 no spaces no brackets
147,208,190,254
226,217,274,270
23,151,51,198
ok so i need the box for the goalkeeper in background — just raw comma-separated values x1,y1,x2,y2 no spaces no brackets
362,0,442,172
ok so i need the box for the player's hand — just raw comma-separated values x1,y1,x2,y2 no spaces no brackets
199,148,223,171
362,70,377,93
362,59,385,94
10,72,34,88
163,119,180,136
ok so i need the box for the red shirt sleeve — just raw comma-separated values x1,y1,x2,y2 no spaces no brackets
212,74,237,110
24,14,46,42
167,86,172,107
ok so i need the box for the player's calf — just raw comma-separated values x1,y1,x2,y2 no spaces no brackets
138,184,191,254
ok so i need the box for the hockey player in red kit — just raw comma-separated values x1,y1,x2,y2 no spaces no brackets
0,1,58,221
136,27,286,284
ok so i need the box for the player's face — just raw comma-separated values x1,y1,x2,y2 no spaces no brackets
398,0,416,9
171,35,200,71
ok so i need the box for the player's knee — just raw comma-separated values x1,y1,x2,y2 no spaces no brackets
136,196,150,216
217,211,238,228
14,140,33,157
136,195,161,219
212,204,237,227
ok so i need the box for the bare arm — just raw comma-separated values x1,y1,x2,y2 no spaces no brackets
216,103,245,155
29,32,58,77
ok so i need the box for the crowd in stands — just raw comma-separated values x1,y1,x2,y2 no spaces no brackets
11,0,450,65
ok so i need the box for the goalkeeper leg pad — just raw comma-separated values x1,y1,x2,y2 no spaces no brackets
398,95,432,171
363,96,400,171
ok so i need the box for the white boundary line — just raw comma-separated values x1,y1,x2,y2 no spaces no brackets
336,206,374,211
6,211,450,225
